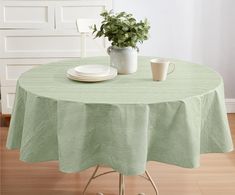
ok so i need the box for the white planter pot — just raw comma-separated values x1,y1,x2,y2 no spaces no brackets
107,46,139,74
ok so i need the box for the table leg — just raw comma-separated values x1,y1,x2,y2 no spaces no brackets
82,165,100,195
82,166,158,195
145,170,159,195
119,174,125,195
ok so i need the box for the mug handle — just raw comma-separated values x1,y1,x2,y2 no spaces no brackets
107,46,112,55
167,63,175,75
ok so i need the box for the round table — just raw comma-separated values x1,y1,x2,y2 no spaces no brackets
7,56,233,176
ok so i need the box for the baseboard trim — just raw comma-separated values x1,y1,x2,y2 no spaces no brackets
226,99,235,113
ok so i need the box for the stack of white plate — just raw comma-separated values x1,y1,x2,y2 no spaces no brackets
67,64,117,82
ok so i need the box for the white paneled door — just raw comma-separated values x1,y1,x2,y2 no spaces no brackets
0,1,54,29
0,0,112,114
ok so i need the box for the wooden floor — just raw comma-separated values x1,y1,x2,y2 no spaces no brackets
0,114,235,195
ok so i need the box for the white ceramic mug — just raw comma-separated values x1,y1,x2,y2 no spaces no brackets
150,58,175,81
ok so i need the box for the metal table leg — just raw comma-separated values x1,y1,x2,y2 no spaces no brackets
145,170,159,195
119,174,125,195
82,166,159,195
82,165,100,195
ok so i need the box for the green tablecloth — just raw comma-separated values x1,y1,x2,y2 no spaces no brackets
6,56,233,175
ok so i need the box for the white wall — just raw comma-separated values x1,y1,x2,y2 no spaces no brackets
113,0,235,98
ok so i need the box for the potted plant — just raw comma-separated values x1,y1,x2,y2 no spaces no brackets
93,10,150,74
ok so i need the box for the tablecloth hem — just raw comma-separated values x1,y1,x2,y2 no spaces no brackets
16,146,234,176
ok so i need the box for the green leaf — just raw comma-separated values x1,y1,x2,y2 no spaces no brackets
92,9,150,47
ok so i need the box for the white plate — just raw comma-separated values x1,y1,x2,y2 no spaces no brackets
67,67,117,82
74,65,111,77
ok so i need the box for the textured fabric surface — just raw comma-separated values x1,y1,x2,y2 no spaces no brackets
7,56,233,175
